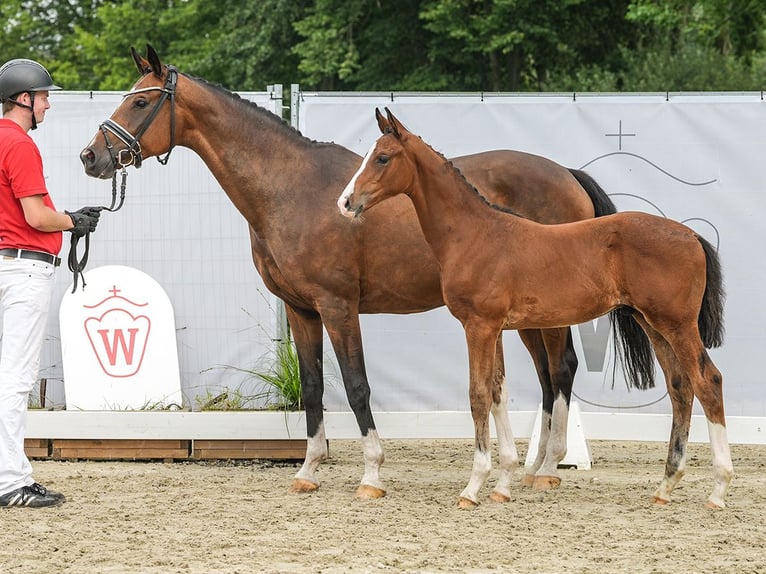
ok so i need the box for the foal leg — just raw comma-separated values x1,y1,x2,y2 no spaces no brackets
488,336,520,503
517,328,577,490
459,321,504,508
636,325,694,505
322,306,385,499
287,306,330,493
664,333,733,508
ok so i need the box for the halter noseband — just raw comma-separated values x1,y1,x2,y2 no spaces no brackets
98,65,178,170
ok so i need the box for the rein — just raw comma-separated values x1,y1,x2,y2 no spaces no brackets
68,66,178,293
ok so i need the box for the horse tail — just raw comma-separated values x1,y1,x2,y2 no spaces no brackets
697,235,726,348
611,307,656,391
568,169,617,217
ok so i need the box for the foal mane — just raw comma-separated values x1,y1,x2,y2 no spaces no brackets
417,136,523,218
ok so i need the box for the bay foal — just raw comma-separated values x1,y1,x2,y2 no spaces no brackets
338,108,733,509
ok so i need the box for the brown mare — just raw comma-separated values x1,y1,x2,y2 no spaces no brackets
338,108,733,509
80,46,626,501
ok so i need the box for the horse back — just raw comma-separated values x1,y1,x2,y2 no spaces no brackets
453,150,595,223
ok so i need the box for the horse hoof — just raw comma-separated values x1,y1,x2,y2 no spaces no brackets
532,476,561,491
355,484,386,499
651,495,670,506
705,500,725,510
290,478,320,493
457,496,479,509
520,474,536,487
488,491,511,504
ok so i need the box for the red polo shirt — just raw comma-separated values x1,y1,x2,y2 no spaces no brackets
0,118,62,255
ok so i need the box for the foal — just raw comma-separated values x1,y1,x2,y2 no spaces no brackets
338,108,733,509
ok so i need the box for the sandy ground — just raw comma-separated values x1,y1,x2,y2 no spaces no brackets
1,439,764,574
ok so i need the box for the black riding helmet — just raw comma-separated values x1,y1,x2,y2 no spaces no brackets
0,59,61,129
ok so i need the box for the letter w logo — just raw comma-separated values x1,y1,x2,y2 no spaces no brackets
98,328,139,366
85,310,151,378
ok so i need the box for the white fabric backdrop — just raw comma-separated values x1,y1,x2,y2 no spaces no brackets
18,90,764,419
20,91,282,409
297,92,765,417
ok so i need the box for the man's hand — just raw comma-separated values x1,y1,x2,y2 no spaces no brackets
66,206,101,237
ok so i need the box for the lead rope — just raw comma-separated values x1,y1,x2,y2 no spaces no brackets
68,167,128,293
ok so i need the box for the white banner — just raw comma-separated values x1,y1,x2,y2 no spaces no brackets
22,90,283,409
298,92,766,417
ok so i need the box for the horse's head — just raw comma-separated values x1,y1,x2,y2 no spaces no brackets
337,107,416,218
80,44,178,179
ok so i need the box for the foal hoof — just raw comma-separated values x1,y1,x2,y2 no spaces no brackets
651,495,670,506
520,474,536,487
355,484,386,500
488,490,511,504
457,496,479,509
532,476,562,491
290,478,320,493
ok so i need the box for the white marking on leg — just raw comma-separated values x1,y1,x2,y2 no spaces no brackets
490,383,518,500
459,447,492,505
537,395,568,478
653,443,687,504
337,142,376,217
707,421,733,508
526,410,551,477
294,421,328,486
360,429,386,492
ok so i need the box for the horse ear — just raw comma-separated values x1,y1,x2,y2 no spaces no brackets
145,44,163,77
375,108,392,135
131,46,151,75
384,107,403,138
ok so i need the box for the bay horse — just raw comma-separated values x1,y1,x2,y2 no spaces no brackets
338,108,733,509
80,45,625,501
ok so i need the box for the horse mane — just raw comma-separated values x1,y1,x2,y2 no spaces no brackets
181,71,335,149
417,136,524,218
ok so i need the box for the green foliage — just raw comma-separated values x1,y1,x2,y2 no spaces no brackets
2,1,765,98
248,336,303,411
195,388,251,411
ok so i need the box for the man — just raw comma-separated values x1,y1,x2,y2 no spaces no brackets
0,58,100,508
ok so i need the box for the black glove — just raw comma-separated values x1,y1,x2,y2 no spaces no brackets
66,207,101,237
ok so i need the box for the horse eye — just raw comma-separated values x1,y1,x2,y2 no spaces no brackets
135,99,149,109
376,155,390,166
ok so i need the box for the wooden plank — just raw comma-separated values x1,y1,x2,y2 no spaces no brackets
52,439,190,461
192,439,308,460
24,439,50,459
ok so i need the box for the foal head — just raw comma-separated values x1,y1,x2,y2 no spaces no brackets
80,44,178,179
337,107,417,219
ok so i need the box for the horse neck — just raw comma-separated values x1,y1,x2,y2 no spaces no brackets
174,79,312,228
406,140,504,258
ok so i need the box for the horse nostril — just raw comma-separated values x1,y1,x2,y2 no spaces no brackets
80,148,94,165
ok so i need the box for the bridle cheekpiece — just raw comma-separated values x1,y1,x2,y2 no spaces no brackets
98,65,178,170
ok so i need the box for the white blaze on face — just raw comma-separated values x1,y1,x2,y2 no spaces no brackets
337,141,377,217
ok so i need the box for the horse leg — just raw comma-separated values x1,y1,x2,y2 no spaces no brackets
633,321,693,505
286,305,329,493
459,320,504,508
321,306,384,499
517,328,577,490
661,329,733,508
638,318,733,508
532,328,576,490
487,335,520,503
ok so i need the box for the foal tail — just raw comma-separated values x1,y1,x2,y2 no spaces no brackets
568,169,617,217
609,235,726,391
569,168,657,390
698,235,725,348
